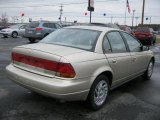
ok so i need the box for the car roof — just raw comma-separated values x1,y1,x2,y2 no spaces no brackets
65,25,118,32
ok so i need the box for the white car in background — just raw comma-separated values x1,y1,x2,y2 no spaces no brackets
0,24,27,38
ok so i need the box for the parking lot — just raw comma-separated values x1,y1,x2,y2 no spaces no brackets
0,36,160,120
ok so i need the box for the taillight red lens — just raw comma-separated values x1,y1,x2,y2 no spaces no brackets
12,52,76,78
56,63,76,78
12,52,58,71
147,33,153,37
35,27,43,31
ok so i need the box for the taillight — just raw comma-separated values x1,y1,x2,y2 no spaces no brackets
35,27,43,31
56,63,76,78
147,33,153,37
12,52,76,78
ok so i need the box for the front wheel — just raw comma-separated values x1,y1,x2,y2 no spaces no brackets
142,60,154,80
12,31,18,38
86,75,109,110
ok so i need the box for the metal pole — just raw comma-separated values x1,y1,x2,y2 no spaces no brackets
149,17,151,25
135,17,139,26
90,11,92,23
141,0,145,25
59,4,63,24
111,16,113,23
65,17,66,25
132,10,136,28
124,2,127,25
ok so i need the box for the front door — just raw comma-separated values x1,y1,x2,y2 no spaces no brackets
121,32,148,75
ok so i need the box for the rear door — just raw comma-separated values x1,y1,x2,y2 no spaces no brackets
121,32,148,75
25,22,40,35
103,31,132,84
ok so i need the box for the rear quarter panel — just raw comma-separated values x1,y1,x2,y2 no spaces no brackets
63,52,113,86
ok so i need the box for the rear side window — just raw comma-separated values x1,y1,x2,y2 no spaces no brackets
27,22,39,28
43,23,56,28
106,32,127,53
43,23,48,27
48,23,56,28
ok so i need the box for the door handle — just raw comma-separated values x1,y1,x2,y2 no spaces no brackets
112,59,117,63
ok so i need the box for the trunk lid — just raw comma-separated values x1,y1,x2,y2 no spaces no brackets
12,43,84,77
25,22,40,35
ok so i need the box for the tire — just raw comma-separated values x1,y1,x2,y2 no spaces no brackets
142,60,154,80
153,37,156,44
28,38,36,43
148,38,153,46
12,31,18,38
43,33,49,38
86,75,110,110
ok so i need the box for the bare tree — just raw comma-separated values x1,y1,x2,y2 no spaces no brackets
0,13,8,26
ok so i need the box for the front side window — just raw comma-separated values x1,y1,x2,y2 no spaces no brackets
20,25,26,29
41,28,101,51
122,32,141,52
106,31,127,53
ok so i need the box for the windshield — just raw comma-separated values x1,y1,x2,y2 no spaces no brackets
9,25,20,29
40,28,101,51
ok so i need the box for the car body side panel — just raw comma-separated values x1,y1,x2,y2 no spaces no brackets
129,51,149,76
105,53,132,85
64,52,113,80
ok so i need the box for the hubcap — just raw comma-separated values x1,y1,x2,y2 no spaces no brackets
13,33,17,37
94,80,108,106
148,62,153,77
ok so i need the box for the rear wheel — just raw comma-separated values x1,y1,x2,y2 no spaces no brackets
153,37,156,44
28,38,36,43
142,60,154,80
86,75,109,110
148,39,153,45
43,33,49,38
12,31,18,38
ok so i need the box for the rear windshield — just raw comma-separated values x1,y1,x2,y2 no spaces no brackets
135,27,150,32
27,22,39,28
40,28,101,51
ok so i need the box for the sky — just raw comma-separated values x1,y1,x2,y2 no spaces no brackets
0,0,159,26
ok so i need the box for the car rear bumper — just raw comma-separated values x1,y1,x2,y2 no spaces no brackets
0,31,12,36
6,64,90,101
23,33,44,39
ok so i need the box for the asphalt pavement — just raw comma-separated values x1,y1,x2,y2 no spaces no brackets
0,36,160,120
